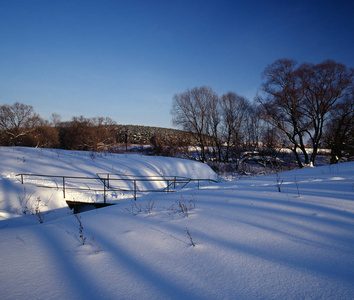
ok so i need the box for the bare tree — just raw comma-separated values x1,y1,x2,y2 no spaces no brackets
298,60,353,165
90,117,117,151
259,58,353,167
50,113,61,127
0,102,41,146
58,116,117,151
323,90,354,163
171,86,218,162
220,92,250,163
258,59,314,167
244,103,264,151
27,119,60,148
206,94,222,161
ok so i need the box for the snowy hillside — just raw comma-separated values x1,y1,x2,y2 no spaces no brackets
0,147,217,225
0,147,354,299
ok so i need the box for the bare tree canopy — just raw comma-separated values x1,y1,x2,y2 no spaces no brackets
57,116,118,151
323,90,354,163
220,92,250,163
171,86,218,162
0,102,41,146
258,59,353,167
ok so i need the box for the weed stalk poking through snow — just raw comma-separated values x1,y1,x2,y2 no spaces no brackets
145,199,155,214
125,201,143,215
179,201,189,216
75,214,86,245
275,173,283,192
126,199,156,215
185,227,195,247
35,197,44,224
74,215,101,253
167,195,197,218
20,187,34,215
90,237,101,253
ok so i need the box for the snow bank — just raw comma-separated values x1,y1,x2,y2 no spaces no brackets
0,147,217,224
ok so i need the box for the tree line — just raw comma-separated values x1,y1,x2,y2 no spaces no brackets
171,59,354,167
0,104,119,151
0,103,192,154
1,58,353,167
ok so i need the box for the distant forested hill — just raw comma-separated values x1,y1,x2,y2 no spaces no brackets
114,125,192,145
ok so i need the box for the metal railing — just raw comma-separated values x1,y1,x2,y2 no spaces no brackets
16,173,218,202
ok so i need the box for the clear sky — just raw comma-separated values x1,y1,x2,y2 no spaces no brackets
0,0,353,129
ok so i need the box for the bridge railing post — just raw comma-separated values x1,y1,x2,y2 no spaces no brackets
103,178,106,204
134,180,137,200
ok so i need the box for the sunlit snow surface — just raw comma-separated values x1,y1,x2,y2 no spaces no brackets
0,147,353,299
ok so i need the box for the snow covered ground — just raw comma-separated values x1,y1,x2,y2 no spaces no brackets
0,147,353,299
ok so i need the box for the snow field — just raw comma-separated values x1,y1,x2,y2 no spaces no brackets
0,147,354,299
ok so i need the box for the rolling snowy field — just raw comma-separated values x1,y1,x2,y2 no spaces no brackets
0,147,354,299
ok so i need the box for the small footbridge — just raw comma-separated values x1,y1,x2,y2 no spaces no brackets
17,173,218,213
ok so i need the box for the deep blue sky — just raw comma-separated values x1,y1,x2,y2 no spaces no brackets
1,0,353,128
